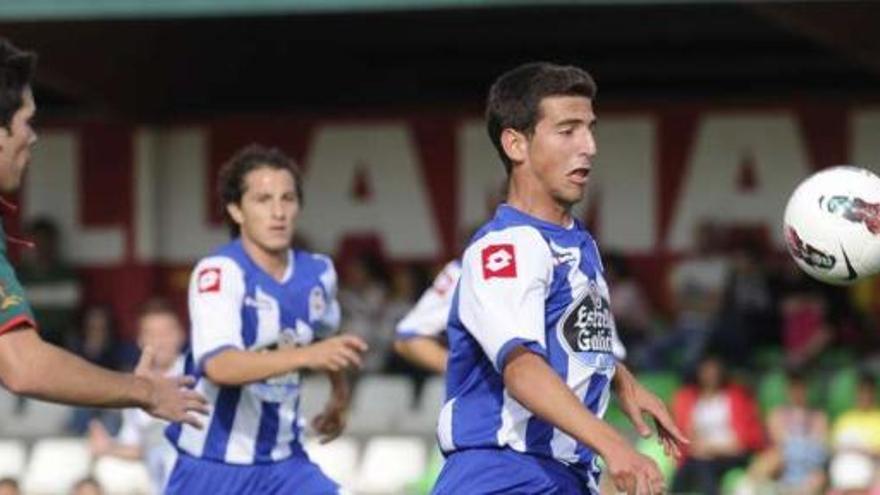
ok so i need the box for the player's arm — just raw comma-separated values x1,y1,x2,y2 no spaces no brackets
311,369,351,443
393,261,458,373
613,362,689,459
462,232,662,494
195,256,366,387
0,327,152,405
0,328,207,427
203,338,366,386
394,337,447,374
503,347,664,494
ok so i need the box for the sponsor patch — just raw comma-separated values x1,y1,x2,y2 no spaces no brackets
481,244,517,279
197,267,221,293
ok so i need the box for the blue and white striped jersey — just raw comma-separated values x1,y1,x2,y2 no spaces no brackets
167,239,340,465
395,260,460,341
437,205,623,489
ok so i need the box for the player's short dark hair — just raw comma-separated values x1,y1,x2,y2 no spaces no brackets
217,144,303,238
0,477,19,488
486,62,596,175
0,38,37,129
136,297,177,323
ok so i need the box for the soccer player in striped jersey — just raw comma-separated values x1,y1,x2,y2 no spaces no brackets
165,145,368,494
432,63,688,495
0,37,206,428
394,258,629,374
393,259,460,373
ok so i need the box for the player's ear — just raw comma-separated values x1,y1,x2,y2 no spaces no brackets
226,202,244,226
501,128,527,165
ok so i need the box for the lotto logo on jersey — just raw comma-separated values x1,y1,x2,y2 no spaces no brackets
197,267,221,293
482,244,517,279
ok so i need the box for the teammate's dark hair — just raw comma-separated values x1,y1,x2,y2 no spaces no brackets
136,297,178,323
486,62,596,175
0,38,37,129
218,144,303,238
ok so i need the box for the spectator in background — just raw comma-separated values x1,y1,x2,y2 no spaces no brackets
744,367,827,495
377,264,417,370
779,271,833,369
712,240,781,366
88,298,186,494
17,217,82,347
67,304,126,433
0,478,19,495
68,304,123,370
69,477,103,495
604,253,654,368
643,222,730,372
832,371,880,457
381,262,430,375
671,354,764,495
338,253,388,372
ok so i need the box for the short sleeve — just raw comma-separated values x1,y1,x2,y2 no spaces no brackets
457,227,552,372
0,253,36,337
188,256,246,373
396,260,460,340
313,254,341,338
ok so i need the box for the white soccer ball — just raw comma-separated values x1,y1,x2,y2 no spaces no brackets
783,166,880,285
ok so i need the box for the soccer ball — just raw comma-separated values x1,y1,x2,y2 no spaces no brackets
783,166,880,285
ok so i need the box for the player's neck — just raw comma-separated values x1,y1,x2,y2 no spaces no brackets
240,236,289,281
507,178,573,227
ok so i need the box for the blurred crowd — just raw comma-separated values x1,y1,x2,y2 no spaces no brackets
4,217,880,494
606,221,880,495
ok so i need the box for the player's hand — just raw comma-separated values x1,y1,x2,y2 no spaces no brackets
311,400,348,444
604,444,666,495
312,370,351,443
136,346,209,428
87,419,112,456
615,367,689,459
302,335,368,372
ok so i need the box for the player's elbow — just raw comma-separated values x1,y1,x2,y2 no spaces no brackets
393,339,409,356
0,335,39,396
502,347,542,396
1,363,38,396
203,362,239,387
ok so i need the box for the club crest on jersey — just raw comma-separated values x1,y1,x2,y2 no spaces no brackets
0,281,22,311
482,244,517,279
549,243,579,267
197,267,221,293
309,286,326,321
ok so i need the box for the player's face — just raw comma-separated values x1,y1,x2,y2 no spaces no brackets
524,95,596,208
229,166,299,255
138,312,185,370
0,87,37,193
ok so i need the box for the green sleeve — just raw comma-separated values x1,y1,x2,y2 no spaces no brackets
0,253,36,336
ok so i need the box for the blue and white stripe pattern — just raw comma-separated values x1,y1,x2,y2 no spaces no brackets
438,205,623,489
167,239,339,465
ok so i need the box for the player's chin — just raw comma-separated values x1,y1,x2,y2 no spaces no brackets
0,174,19,194
556,187,586,206
264,236,293,252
